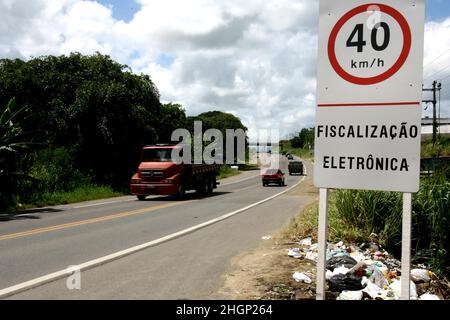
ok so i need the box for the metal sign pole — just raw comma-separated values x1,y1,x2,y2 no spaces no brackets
401,192,412,300
316,188,329,300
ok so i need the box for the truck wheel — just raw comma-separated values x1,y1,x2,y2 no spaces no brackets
176,183,186,199
205,178,214,195
196,180,206,195
137,195,146,201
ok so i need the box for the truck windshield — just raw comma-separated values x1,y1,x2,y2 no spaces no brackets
142,148,173,162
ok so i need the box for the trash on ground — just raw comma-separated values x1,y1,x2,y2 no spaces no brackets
288,248,302,259
281,238,447,300
326,248,349,260
350,251,367,263
326,256,357,270
330,265,350,277
305,251,317,262
261,235,272,240
337,290,363,300
299,237,312,246
411,269,431,283
389,278,418,300
329,274,365,292
367,266,389,289
419,293,440,300
293,272,312,284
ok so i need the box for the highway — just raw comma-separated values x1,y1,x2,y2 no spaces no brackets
0,155,316,299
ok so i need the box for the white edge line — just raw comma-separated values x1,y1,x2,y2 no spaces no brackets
0,174,306,299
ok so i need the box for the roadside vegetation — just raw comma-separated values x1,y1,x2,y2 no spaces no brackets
421,135,450,158
217,166,242,180
285,171,450,276
278,128,450,276
0,53,248,212
280,128,314,160
15,147,123,208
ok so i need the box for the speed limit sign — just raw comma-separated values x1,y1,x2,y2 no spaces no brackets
314,0,425,193
328,3,411,86
314,1,425,301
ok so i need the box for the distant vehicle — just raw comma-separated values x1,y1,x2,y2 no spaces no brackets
288,161,304,176
287,154,294,160
130,145,219,200
262,169,285,187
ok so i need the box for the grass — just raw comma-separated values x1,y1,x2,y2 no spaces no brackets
217,165,242,180
282,203,319,242
283,201,369,244
280,141,314,160
422,135,450,158
239,163,260,171
285,174,450,276
16,185,124,209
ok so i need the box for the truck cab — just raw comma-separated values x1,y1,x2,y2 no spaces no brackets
288,161,304,176
130,145,219,200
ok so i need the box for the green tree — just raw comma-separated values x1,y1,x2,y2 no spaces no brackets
0,53,163,188
0,98,34,209
291,128,314,149
186,111,248,163
159,103,187,143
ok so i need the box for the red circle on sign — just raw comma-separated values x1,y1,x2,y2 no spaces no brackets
328,4,412,85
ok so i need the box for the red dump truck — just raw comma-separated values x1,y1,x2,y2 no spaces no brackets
130,145,220,200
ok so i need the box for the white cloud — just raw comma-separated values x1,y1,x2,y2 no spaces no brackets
422,18,450,120
0,0,449,140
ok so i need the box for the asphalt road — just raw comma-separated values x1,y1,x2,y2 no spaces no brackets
0,155,315,299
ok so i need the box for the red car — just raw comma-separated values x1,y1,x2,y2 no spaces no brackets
262,169,286,187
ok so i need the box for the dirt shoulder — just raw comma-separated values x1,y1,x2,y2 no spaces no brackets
219,160,320,300
219,158,450,300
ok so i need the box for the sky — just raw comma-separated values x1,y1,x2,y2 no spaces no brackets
0,0,449,141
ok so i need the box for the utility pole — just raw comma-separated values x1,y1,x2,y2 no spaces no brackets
423,81,442,144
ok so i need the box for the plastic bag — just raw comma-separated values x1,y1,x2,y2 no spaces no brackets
419,293,440,300
299,237,312,246
293,272,312,284
368,267,389,289
288,248,302,259
411,269,431,283
305,251,317,262
328,274,365,292
389,278,418,300
337,290,363,300
326,256,358,270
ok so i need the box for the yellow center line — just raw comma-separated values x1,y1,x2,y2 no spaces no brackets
0,201,192,242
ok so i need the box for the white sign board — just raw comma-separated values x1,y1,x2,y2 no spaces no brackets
314,0,425,193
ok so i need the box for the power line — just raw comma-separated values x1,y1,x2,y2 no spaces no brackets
423,48,450,70
439,73,450,82
423,63,450,83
